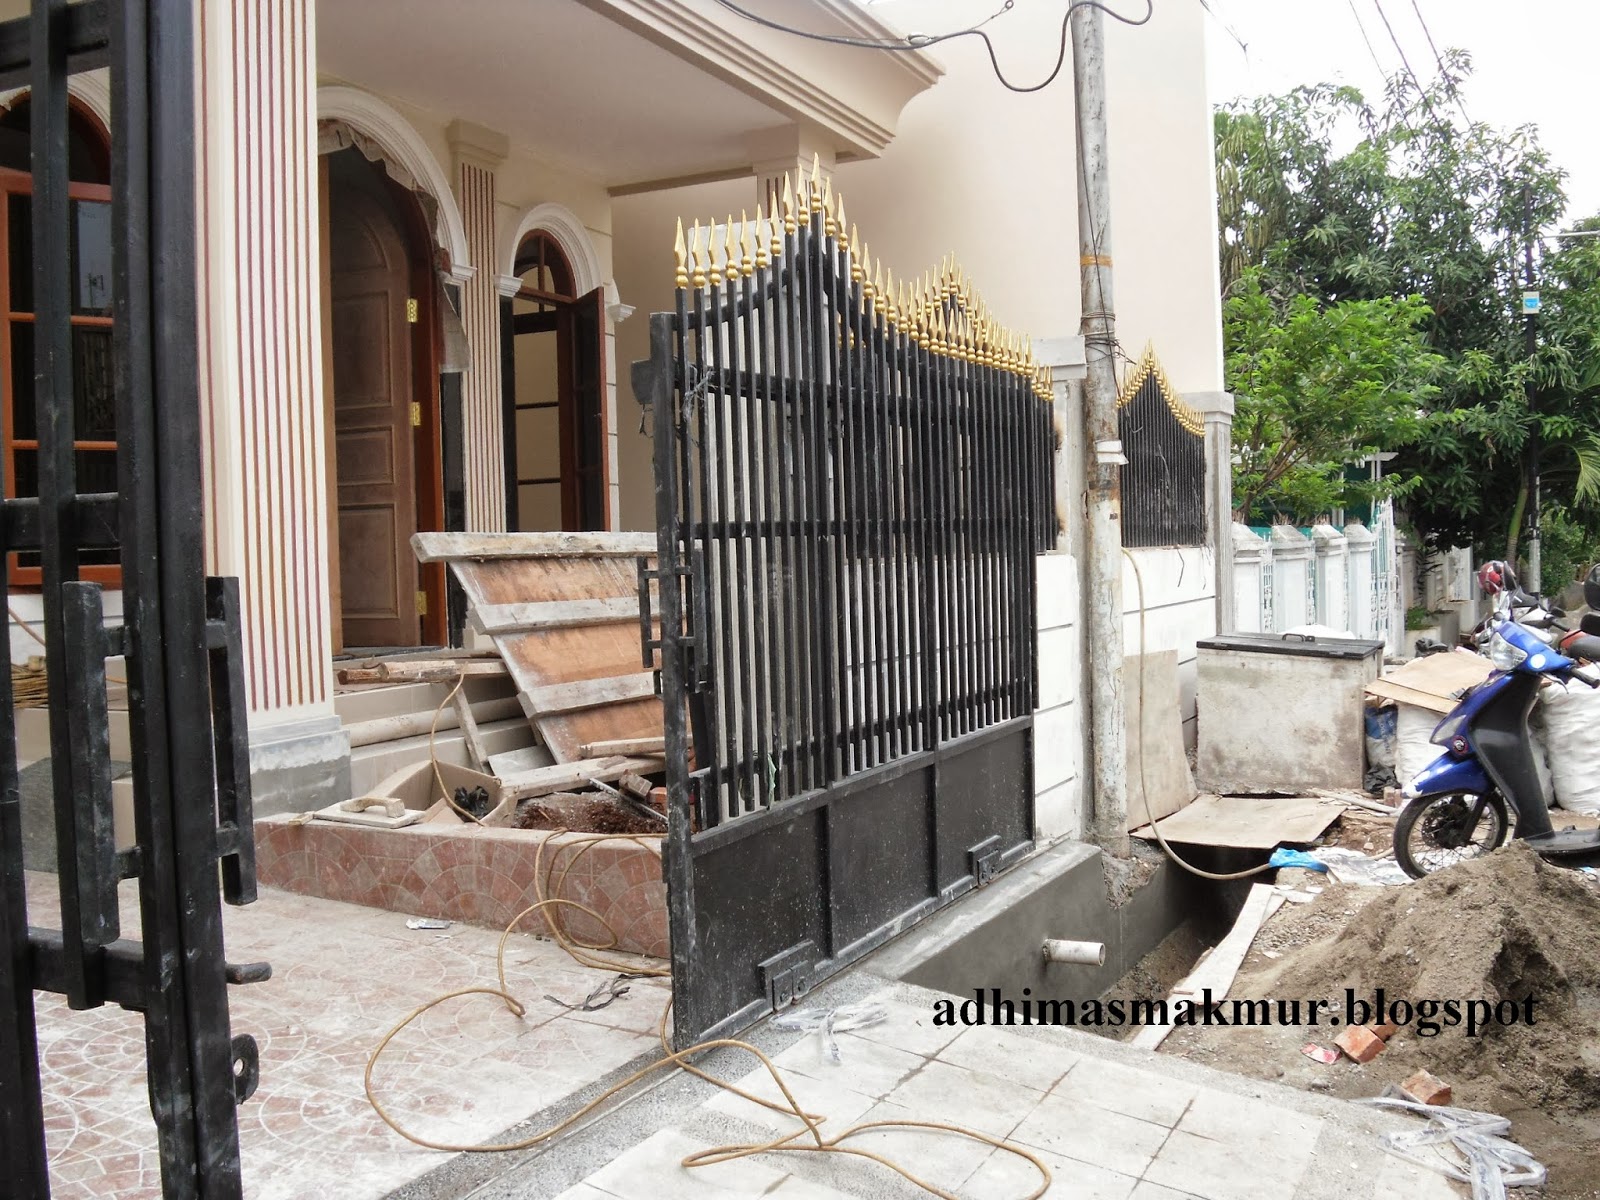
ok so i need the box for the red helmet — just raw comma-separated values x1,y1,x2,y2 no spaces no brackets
1476,560,1516,596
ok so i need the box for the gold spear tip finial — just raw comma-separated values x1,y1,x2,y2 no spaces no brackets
821,177,837,236
809,151,822,200
782,173,797,234
754,203,770,269
689,220,708,288
740,209,755,274
849,224,863,282
673,218,688,288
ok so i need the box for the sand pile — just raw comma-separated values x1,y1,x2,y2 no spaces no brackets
1242,842,1600,1115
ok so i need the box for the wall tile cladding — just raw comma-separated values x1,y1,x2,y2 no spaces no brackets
253,817,668,958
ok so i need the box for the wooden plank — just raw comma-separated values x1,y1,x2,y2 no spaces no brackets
435,553,666,764
522,672,657,716
471,596,643,635
1130,883,1285,1051
412,531,657,562
580,736,665,757
343,696,523,749
1130,794,1344,851
336,660,508,685
496,754,664,801
453,688,489,771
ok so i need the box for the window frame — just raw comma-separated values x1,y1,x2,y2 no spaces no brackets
0,165,120,587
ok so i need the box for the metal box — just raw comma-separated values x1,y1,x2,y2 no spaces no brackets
1195,632,1385,793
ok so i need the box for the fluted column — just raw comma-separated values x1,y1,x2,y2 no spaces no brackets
196,0,348,813
450,120,508,531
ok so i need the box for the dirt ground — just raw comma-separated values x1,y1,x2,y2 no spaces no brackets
1160,841,1600,1199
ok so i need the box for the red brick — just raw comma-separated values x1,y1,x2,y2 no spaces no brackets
1369,1020,1400,1041
1401,1070,1452,1106
1334,1025,1385,1063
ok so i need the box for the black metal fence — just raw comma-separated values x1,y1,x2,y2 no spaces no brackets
640,171,1055,1045
0,3,263,1197
1118,348,1206,547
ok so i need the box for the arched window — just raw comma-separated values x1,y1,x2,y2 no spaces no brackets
503,230,605,531
0,97,116,585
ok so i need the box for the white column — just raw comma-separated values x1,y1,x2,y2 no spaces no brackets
450,120,508,531
1189,391,1235,632
1231,523,1267,633
1344,521,1377,639
1269,525,1313,631
1311,522,1349,632
196,0,347,813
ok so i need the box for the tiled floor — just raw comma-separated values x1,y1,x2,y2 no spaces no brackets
550,990,1468,1200
24,871,668,1200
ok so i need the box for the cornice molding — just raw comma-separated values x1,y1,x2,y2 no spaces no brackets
577,0,941,158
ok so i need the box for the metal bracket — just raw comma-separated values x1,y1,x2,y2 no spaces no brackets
229,1034,260,1104
968,836,1003,887
759,939,818,1011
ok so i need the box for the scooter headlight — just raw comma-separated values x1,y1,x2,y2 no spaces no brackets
1487,631,1528,672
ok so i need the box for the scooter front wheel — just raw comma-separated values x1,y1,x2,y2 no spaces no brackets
1394,791,1509,879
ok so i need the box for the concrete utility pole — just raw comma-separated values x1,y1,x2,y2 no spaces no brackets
1523,183,1542,594
1071,6,1128,856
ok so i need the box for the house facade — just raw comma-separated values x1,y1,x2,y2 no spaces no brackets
4,0,1228,836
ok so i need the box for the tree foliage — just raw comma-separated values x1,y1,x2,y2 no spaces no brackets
1216,53,1600,578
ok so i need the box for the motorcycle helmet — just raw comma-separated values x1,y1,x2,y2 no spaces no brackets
1476,559,1516,596
1584,563,1600,612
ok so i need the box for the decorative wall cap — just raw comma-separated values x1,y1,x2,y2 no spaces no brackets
1268,524,1313,553
1118,344,1204,436
1310,522,1348,548
1342,521,1377,546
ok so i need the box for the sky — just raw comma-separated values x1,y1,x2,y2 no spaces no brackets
1203,0,1600,226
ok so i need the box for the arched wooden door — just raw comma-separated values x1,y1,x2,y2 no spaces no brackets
328,177,418,648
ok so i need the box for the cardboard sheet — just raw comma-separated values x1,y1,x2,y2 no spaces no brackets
1364,648,1492,715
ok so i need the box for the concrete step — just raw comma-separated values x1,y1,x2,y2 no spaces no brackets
347,716,544,798
333,673,517,725
17,704,131,768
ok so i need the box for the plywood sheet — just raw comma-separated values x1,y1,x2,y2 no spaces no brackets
1131,793,1343,850
1124,649,1198,830
420,541,664,765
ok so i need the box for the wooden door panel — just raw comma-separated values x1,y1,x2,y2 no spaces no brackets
329,182,416,647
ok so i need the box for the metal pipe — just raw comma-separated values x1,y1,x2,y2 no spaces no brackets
1042,938,1106,966
1072,5,1129,856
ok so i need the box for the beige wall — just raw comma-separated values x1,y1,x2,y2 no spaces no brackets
611,0,1223,533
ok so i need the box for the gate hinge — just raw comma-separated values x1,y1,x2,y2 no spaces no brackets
410,401,423,427
760,939,818,1012
968,836,1002,887
416,589,428,616
406,297,419,323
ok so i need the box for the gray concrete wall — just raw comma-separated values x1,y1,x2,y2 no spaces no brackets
870,840,1206,1004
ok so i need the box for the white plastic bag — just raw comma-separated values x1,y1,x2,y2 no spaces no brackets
1535,681,1600,814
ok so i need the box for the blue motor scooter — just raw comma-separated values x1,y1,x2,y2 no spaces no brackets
1396,574,1600,878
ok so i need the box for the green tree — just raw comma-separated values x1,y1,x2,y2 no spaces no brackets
1215,55,1600,573
1227,273,1441,520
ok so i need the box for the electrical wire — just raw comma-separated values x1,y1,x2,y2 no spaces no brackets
710,0,1154,93
1407,0,1474,129
364,818,1054,1196
1370,0,1444,127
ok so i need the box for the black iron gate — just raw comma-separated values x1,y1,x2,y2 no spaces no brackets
639,174,1056,1045
0,2,262,1197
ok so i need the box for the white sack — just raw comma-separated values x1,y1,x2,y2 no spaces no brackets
1396,700,1554,806
1535,681,1600,815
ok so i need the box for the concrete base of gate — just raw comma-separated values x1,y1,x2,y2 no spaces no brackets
868,837,1206,1003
